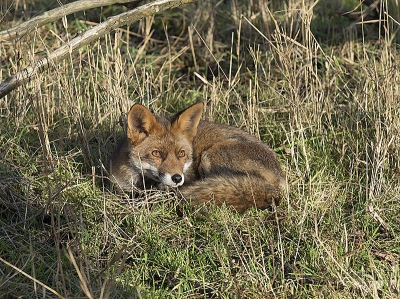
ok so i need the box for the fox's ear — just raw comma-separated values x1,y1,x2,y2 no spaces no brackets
127,104,162,145
171,102,204,141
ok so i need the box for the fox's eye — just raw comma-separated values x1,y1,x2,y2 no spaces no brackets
152,150,162,158
178,150,185,157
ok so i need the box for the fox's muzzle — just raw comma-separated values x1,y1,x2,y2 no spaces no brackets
171,174,183,184
159,173,185,187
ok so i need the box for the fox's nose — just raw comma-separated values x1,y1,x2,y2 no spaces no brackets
171,174,183,184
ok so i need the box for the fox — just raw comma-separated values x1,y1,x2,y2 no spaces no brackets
109,102,286,212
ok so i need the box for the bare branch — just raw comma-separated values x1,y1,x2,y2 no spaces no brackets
0,0,198,99
0,0,143,42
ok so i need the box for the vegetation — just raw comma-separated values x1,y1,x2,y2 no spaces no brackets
1,0,399,298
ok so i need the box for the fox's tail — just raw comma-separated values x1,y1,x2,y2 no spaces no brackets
179,174,285,213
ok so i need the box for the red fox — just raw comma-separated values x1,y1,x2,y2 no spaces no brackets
109,102,286,212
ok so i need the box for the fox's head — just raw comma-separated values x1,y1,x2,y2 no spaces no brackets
126,102,203,188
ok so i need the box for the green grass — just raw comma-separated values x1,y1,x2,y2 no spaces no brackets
1,0,400,298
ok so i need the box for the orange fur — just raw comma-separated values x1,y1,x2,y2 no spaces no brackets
109,103,286,212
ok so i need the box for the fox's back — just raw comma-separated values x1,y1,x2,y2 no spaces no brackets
188,120,284,186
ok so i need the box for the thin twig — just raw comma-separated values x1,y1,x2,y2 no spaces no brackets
0,256,65,298
66,247,93,299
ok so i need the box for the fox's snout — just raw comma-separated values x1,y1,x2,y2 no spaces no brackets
159,172,184,187
171,174,183,184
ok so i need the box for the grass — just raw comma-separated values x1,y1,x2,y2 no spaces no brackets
1,0,400,298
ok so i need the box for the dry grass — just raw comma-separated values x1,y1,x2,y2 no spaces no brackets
1,0,400,298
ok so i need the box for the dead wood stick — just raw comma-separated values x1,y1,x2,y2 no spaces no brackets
0,0,197,99
0,0,142,42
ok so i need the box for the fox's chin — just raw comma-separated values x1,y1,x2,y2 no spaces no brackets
169,182,184,188
162,180,184,188
177,181,185,187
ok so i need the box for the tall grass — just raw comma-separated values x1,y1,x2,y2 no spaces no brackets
1,0,399,298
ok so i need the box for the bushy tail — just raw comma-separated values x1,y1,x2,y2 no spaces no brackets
179,174,284,213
